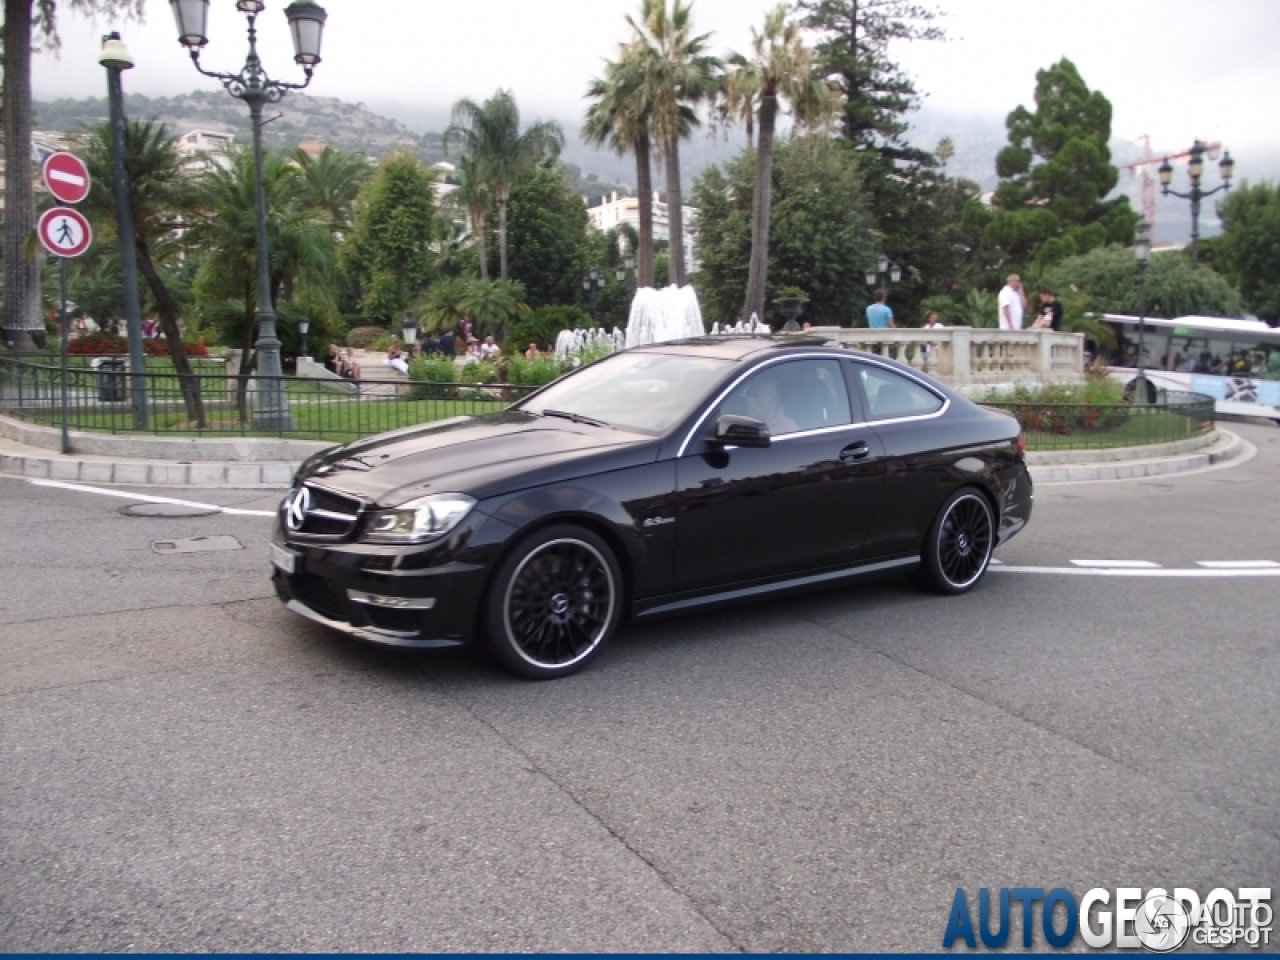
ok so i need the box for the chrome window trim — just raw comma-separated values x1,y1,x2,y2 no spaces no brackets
677,352,858,457
852,356,951,425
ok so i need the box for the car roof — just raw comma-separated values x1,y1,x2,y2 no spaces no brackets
633,335,832,361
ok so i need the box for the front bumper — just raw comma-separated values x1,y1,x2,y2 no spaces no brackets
271,519,500,650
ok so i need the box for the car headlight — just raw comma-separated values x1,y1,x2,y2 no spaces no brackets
362,493,477,545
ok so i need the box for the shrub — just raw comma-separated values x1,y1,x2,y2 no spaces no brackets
506,353,566,387
458,360,500,384
68,334,127,355
143,337,210,357
408,355,458,399
346,325,387,348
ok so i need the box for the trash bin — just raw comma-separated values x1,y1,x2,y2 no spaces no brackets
97,357,127,402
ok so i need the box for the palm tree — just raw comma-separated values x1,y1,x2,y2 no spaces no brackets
626,0,720,287
584,51,657,288
293,146,372,235
451,156,493,280
188,146,335,378
722,5,838,322
80,119,207,426
443,90,564,282
458,277,531,340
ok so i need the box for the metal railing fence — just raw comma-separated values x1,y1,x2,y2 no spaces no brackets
0,356,538,442
981,391,1215,451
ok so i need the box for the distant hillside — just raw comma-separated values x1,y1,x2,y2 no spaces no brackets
32,91,632,202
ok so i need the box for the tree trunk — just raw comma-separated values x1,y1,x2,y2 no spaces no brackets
2,0,43,352
665,135,686,287
634,132,656,288
497,188,509,282
474,208,489,280
742,93,779,323
135,241,206,427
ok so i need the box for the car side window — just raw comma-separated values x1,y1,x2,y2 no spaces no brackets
858,365,944,420
720,359,853,436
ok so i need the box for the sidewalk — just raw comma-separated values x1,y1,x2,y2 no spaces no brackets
0,410,1251,489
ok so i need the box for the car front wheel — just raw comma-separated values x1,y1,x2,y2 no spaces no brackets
921,489,994,594
484,525,622,679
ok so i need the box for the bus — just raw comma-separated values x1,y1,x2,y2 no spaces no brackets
1099,313,1280,422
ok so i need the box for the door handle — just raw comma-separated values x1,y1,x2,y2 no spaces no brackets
840,441,870,462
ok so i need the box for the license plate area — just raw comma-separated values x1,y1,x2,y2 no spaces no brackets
271,542,299,574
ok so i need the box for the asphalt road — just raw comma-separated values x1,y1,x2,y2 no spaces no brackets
2,424,1277,952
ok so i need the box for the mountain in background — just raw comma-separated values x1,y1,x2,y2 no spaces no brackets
34,91,1276,245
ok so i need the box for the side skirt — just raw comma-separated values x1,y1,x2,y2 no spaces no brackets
632,556,921,620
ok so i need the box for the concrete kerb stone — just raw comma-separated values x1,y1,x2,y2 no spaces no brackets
1027,429,1246,484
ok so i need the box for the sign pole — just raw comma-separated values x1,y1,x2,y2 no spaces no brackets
59,258,70,454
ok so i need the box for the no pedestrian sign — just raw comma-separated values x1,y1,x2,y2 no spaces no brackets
42,152,91,205
38,207,93,258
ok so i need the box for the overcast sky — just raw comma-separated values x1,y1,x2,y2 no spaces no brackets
32,0,1280,160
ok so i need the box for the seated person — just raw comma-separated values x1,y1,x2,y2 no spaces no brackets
731,374,798,435
324,344,341,375
524,342,540,360
341,347,362,378
384,341,408,376
480,335,500,360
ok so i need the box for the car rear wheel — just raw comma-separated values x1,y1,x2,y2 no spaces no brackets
920,489,994,594
484,525,622,679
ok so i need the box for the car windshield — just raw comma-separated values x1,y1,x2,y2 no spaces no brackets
518,351,733,435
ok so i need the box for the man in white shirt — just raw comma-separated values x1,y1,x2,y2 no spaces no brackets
997,274,1026,330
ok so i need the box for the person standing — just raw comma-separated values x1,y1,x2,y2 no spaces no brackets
439,328,456,359
1035,287,1063,331
865,289,895,329
998,274,1026,330
921,311,945,370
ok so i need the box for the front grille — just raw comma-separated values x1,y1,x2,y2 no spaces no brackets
291,572,349,622
291,482,365,540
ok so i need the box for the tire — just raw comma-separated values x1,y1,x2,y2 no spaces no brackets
483,524,623,679
920,488,995,595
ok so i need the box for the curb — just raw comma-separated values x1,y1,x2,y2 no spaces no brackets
1028,429,1246,483
0,427,1250,490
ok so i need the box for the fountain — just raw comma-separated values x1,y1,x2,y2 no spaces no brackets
624,285,705,348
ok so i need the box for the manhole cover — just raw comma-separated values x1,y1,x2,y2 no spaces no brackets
122,502,220,518
151,536,243,554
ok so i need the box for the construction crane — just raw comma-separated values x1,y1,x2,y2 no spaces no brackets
1121,137,1222,237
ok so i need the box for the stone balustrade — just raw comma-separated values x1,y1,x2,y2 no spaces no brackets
799,327,1085,388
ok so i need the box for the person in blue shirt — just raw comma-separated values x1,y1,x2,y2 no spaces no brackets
865,289,895,329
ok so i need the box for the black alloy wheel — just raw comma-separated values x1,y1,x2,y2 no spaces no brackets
921,489,994,594
485,525,622,679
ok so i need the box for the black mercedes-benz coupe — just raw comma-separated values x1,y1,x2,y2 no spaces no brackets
272,337,1033,678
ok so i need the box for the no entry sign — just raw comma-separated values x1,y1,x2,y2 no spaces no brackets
42,152,92,205
38,207,93,258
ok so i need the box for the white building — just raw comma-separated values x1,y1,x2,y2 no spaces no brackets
587,190,700,275
176,129,235,172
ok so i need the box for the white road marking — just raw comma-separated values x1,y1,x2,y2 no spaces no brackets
49,169,87,186
1071,559,1162,569
993,565,1280,578
1196,561,1280,569
30,479,276,517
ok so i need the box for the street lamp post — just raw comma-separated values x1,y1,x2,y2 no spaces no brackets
864,254,903,299
583,268,606,321
297,314,309,358
401,314,419,351
1158,140,1233,266
169,0,328,430
1134,219,1152,404
99,33,148,429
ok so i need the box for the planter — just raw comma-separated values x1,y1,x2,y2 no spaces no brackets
773,296,808,332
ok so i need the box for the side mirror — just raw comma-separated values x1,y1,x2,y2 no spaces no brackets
710,413,771,448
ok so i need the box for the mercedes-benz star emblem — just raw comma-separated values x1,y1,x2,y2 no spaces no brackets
285,486,311,532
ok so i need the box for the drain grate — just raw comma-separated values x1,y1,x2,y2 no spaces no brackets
151,536,243,554
123,503,220,518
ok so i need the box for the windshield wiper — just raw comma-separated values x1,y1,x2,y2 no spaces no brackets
541,408,611,429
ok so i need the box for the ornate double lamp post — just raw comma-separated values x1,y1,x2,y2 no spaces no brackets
169,0,328,430
864,254,902,298
583,268,606,321
1158,140,1233,266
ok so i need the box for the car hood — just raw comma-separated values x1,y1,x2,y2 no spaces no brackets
297,411,658,507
